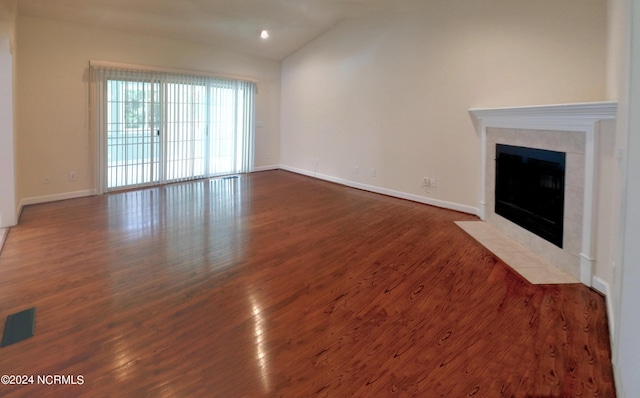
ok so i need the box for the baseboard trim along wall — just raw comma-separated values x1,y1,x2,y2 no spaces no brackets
17,189,97,221
592,276,614,338
0,228,7,255
591,275,616,381
253,165,280,172
278,165,479,216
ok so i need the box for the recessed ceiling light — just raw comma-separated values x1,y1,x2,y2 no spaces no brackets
260,30,269,39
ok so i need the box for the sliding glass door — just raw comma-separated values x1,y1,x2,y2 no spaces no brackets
91,64,255,192
106,79,161,188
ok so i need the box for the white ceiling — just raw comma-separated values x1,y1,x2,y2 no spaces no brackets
17,0,424,61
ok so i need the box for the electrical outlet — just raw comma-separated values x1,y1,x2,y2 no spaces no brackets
69,171,77,181
43,176,50,184
430,178,437,188
422,177,432,194
355,166,359,174
371,169,376,177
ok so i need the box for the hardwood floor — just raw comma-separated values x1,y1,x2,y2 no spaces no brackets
0,170,615,397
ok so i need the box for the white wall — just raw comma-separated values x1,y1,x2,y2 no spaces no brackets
281,0,607,212
592,119,617,296
0,3,16,228
15,16,281,207
612,0,640,394
605,0,635,394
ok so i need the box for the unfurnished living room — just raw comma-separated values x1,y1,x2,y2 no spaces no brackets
0,0,639,396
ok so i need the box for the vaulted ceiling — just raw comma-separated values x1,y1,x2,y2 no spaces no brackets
17,0,424,60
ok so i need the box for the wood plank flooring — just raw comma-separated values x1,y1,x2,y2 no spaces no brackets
0,170,615,397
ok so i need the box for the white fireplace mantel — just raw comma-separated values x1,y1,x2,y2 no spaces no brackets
469,101,617,286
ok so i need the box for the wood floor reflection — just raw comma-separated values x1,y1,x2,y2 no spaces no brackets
0,170,615,397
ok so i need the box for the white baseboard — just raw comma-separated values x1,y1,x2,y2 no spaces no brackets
279,165,478,215
592,275,609,295
253,165,280,172
592,276,614,339
0,227,7,254
18,189,97,219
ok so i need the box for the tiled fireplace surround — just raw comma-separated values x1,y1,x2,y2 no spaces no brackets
469,102,617,287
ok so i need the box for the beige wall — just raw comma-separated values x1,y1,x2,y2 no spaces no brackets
281,0,607,211
607,0,628,100
15,16,281,204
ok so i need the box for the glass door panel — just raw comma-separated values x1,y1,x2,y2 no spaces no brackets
106,79,160,190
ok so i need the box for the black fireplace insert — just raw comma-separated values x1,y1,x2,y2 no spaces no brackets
495,144,566,248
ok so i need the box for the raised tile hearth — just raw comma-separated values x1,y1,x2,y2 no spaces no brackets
456,221,578,284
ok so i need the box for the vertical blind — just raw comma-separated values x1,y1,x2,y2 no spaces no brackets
90,63,256,192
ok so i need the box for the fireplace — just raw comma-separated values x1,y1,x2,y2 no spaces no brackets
495,144,566,248
469,101,617,285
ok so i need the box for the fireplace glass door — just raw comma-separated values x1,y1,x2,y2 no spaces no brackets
495,144,566,248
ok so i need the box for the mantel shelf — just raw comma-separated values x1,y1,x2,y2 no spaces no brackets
469,101,617,134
